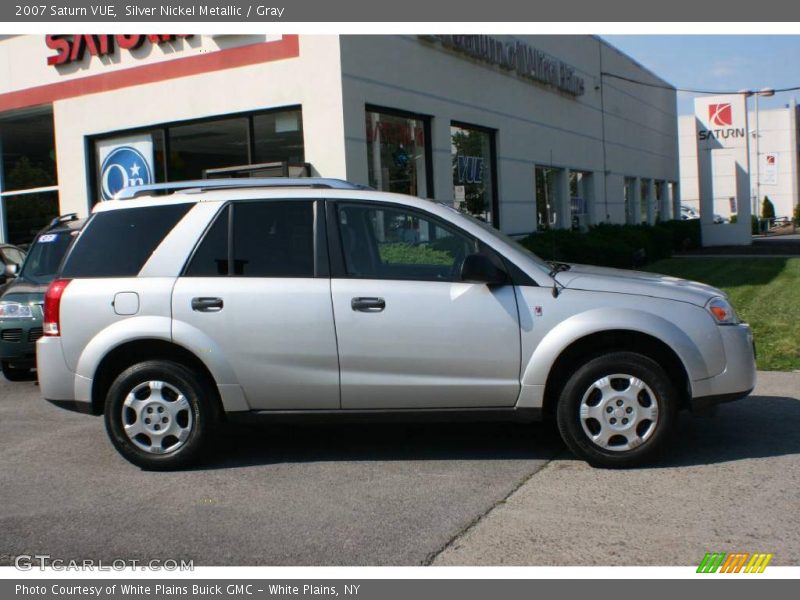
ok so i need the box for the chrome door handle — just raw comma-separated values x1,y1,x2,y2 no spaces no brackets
351,297,385,312
191,297,223,312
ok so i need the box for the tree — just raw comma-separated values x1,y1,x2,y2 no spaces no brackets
761,196,776,220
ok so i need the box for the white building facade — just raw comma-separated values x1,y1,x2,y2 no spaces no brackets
679,103,800,221
0,34,679,245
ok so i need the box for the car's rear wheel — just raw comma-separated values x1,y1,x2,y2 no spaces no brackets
104,360,217,470
556,351,677,468
1,360,35,382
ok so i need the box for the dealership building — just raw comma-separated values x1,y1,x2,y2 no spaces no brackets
0,34,679,245
679,102,800,221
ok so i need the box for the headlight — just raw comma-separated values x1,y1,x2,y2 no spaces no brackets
706,297,738,325
0,301,34,319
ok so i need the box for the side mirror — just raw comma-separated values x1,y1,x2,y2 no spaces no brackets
2,263,18,280
460,253,508,285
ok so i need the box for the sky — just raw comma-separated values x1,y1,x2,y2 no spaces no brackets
602,35,800,115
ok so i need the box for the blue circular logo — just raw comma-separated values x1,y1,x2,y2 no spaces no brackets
100,146,152,200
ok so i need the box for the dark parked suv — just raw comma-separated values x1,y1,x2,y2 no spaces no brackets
0,215,84,381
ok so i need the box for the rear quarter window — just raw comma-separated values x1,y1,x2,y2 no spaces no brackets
61,204,192,278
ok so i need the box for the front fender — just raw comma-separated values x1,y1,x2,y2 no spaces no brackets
521,307,713,389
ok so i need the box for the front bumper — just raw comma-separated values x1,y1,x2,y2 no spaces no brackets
0,317,43,367
691,323,757,411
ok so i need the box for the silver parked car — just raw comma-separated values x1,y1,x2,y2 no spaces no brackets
37,179,756,470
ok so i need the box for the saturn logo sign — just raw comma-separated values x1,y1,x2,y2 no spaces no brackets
708,103,733,127
100,146,152,200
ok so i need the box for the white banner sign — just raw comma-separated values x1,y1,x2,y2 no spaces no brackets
96,134,155,200
761,153,778,185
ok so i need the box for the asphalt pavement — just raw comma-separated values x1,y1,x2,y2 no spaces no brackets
1,371,798,566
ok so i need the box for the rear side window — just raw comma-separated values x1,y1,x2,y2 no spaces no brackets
184,206,230,277
61,204,192,278
184,201,315,278
233,202,314,277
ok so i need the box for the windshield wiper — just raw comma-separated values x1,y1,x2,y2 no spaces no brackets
547,261,571,278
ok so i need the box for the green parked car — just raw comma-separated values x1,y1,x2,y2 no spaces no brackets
0,215,84,381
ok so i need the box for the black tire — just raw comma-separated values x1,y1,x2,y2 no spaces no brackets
104,360,218,470
556,351,678,468
2,360,35,382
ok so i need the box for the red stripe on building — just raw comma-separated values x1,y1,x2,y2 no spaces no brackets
0,35,300,113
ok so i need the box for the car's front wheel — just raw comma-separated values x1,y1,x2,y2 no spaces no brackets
104,360,217,470
556,352,678,468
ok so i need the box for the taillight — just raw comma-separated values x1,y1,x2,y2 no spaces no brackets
43,279,71,336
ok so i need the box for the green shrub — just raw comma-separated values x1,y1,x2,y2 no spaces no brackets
519,219,701,269
762,196,776,220
728,214,760,234
378,243,452,265
655,220,701,252
794,203,800,226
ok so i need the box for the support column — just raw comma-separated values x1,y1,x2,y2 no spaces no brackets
658,180,670,220
671,182,681,221
646,178,656,225
631,177,642,224
0,135,6,243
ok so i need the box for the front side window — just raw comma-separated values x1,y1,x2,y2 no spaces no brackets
365,108,431,198
337,203,477,282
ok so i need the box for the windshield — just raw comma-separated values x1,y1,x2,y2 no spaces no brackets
448,207,551,270
18,232,75,284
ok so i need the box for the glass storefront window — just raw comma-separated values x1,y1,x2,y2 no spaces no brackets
654,180,665,222
451,123,496,226
0,110,57,192
91,108,306,202
168,117,250,181
624,177,636,224
569,171,592,229
535,166,560,231
1,109,59,244
3,191,60,246
253,110,304,164
365,108,430,198
640,179,650,224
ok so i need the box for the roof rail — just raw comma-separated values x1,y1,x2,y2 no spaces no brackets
47,213,79,227
113,178,369,200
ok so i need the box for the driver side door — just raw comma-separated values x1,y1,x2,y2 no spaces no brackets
329,201,521,410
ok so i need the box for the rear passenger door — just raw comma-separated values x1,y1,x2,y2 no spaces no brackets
171,200,340,410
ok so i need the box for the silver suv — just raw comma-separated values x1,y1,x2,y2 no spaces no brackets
37,179,756,470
